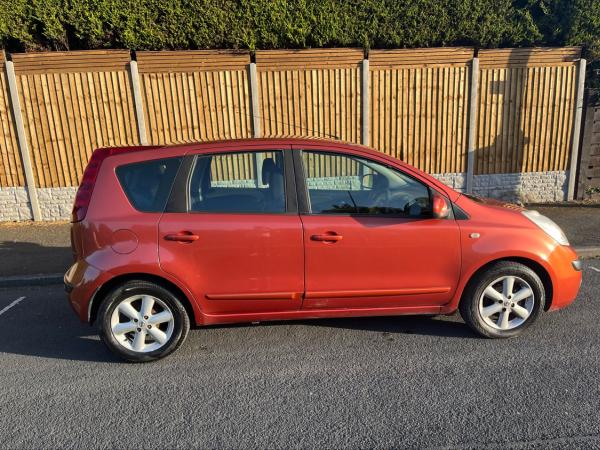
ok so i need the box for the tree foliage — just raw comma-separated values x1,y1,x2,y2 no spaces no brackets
0,0,597,62
0,0,600,85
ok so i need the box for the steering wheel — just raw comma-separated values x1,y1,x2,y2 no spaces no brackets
367,188,390,208
403,197,428,217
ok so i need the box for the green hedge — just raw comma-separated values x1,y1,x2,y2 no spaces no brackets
0,0,597,56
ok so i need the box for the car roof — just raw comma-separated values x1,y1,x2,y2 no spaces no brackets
122,136,372,151
100,137,458,200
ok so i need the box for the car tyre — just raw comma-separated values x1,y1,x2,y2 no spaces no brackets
459,261,545,338
98,280,190,362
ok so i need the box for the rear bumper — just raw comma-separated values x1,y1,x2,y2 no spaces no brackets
547,246,583,311
64,259,107,323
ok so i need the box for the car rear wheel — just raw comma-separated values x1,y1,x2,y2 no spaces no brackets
98,280,190,362
459,261,545,338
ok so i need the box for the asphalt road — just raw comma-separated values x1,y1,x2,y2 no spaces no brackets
0,264,599,449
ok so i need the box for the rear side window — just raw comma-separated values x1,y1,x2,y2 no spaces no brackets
188,151,286,213
116,157,181,212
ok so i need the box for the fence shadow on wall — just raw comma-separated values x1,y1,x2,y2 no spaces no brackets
472,48,580,203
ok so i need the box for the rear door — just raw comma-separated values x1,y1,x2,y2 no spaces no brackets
295,148,461,310
158,146,305,316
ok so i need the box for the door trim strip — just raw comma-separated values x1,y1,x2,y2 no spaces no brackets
206,292,302,301
304,287,450,299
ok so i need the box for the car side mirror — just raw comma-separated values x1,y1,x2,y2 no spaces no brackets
432,194,450,219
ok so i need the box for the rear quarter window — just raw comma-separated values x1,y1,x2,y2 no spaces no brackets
116,157,181,212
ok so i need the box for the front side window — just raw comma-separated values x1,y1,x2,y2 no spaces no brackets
188,151,286,213
302,151,431,217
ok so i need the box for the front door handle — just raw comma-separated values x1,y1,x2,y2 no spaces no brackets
311,233,343,243
164,232,199,243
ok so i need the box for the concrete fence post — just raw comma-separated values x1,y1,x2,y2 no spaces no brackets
248,63,262,138
4,58,42,221
361,59,370,146
465,57,479,194
129,60,148,145
567,58,587,200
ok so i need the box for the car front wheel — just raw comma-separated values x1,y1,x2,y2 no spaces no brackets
459,261,545,338
98,280,190,362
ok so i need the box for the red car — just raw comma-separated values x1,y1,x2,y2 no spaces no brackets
64,139,582,362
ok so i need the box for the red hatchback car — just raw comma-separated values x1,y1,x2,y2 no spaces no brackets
65,138,582,362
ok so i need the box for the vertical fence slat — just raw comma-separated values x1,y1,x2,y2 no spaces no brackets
0,53,25,188
369,48,474,173
255,49,363,143
10,51,137,193
476,48,581,180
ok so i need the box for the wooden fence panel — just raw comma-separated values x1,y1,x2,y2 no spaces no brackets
12,50,138,187
0,46,583,191
0,53,25,187
476,48,580,174
369,48,474,174
256,49,363,143
137,51,252,145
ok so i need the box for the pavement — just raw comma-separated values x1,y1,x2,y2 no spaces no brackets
0,221,71,278
0,205,598,284
532,205,600,248
0,262,599,448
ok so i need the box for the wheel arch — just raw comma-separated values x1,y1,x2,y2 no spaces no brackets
460,257,554,311
88,272,199,325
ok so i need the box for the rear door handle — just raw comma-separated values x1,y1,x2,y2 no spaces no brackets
311,233,343,243
164,232,199,243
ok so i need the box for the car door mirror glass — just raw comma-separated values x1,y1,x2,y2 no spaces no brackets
432,194,450,219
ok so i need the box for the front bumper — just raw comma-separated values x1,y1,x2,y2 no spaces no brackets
546,246,583,311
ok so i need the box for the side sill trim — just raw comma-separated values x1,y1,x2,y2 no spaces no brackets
201,305,443,325
206,292,302,301
305,287,451,299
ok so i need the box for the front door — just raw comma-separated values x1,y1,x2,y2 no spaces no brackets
159,148,304,316
296,149,461,310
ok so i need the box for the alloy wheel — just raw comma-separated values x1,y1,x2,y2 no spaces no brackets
478,275,535,331
110,295,175,353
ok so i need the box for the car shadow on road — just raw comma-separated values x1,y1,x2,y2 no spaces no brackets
0,295,120,363
0,240,72,277
0,291,475,363
0,328,121,363
296,314,477,339
205,313,477,339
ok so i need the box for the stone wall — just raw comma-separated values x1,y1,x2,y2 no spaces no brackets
306,176,361,191
0,187,77,222
0,188,32,221
431,171,568,203
0,170,568,222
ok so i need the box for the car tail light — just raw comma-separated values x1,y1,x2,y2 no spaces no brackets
71,146,161,222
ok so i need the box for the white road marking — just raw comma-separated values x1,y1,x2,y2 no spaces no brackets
0,296,26,317
590,266,600,273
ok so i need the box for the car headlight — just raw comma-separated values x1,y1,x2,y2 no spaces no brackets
522,210,569,246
